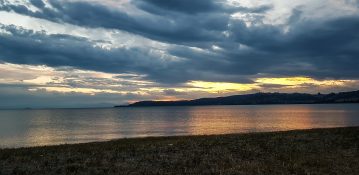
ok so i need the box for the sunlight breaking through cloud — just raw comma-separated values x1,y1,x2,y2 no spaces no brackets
0,0,358,107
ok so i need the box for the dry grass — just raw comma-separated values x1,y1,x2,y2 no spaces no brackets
1,127,359,175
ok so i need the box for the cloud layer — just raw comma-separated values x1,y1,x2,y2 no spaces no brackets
0,0,359,107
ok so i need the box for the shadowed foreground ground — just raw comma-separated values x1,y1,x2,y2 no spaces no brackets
1,127,359,175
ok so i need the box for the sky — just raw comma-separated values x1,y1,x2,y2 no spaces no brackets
0,0,359,108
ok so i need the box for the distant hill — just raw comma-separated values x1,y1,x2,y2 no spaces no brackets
115,90,359,107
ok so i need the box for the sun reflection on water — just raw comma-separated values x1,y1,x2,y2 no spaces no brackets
0,104,358,148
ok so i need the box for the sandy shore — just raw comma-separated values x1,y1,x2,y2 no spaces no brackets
1,127,359,174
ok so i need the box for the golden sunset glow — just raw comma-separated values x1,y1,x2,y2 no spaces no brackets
26,76,356,99
255,77,314,86
255,77,354,87
2,62,356,98
188,81,258,93
184,77,357,95
32,87,125,95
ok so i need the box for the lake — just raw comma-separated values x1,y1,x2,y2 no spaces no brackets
0,104,359,148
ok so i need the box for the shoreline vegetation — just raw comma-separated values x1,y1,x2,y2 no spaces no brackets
115,90,359,107
1,127,359,174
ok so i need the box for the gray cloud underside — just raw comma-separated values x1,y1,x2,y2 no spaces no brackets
0,0,238,44
0,0,359,84
0,84,135,108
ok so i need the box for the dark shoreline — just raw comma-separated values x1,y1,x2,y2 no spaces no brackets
1,126,359,174
115,102,359,108
116,90,359,107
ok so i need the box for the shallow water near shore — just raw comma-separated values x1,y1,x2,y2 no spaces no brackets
0,104,359,148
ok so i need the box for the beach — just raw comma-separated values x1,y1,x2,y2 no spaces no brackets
1,127,358,174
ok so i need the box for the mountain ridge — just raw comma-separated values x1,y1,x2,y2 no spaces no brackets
115,90,359,107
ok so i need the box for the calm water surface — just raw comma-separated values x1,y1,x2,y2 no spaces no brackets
0,104,359,148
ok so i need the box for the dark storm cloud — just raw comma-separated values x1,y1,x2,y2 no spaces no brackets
0,25,172,78
0,0,229,44
0,25,227,84
134,0,221,14
134,0,271,15
229,15,359,79
0,0,359,84
0,0,272,46
29,0,45,8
